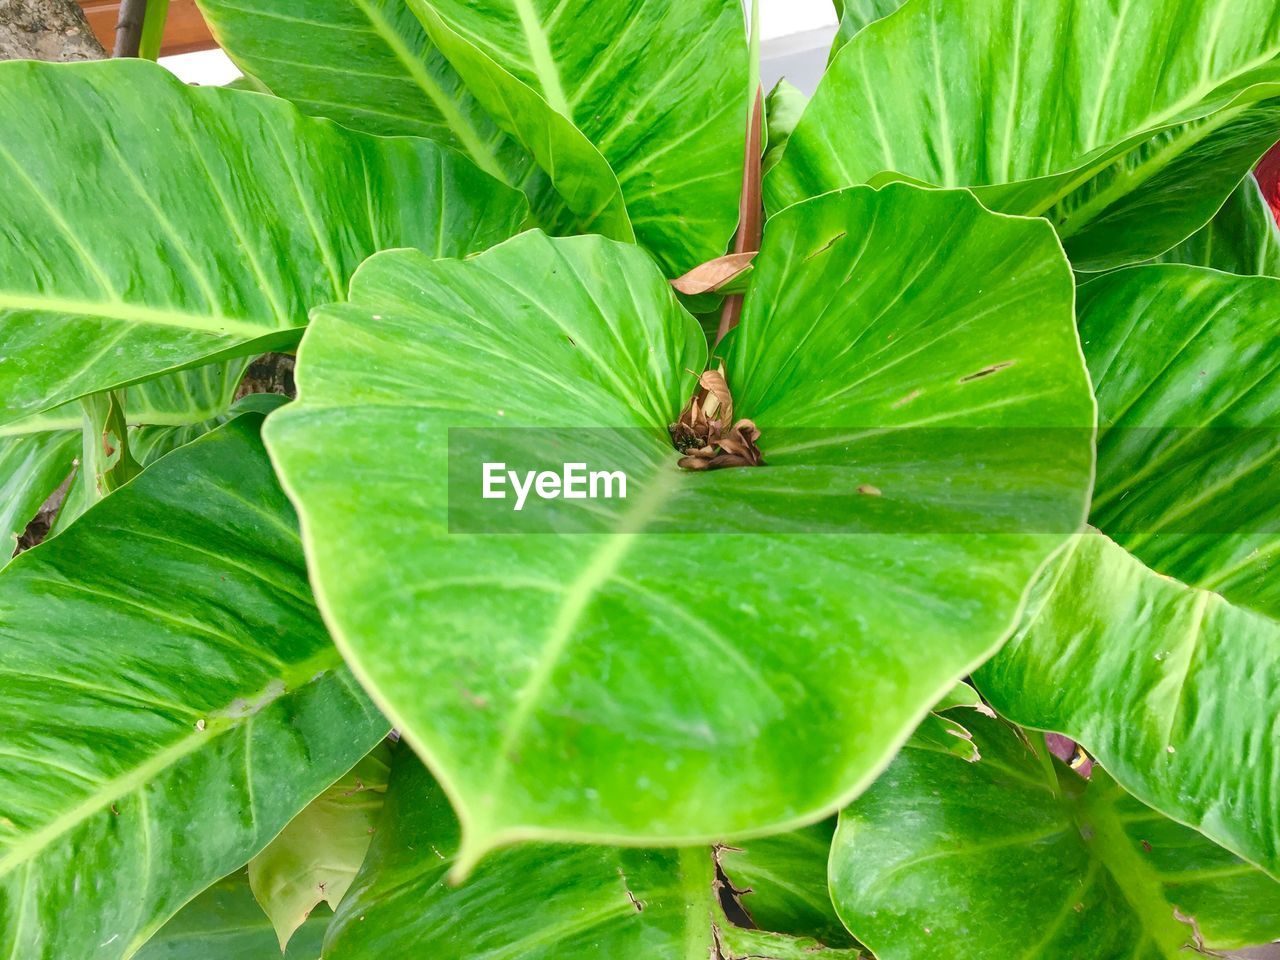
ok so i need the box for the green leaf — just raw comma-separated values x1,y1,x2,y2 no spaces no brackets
248,742,391,949
767,0,1280,269
265,184,1093,864
404,0,747,273
830,712,1280,959
0,361,251,561
718,821,856,948
0,415,388,959
0,427,77,562
762,79,807,176
0,58,527,425
978,265,1280,874
323,751,721,959
135,871,327,960
194,0,544,194
1082,266,1280,615
979,533,1280,879
325,749,863,959
829,0,907,60
1060,101,1280,272
1153,173,1280,275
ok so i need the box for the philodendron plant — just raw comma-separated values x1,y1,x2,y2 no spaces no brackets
1,0,1279,956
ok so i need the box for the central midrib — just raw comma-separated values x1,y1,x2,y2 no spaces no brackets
478,458,680,820
1074,779,1190,958
509,0,572,117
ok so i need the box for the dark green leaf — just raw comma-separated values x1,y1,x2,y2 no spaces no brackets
768,0,1280,269
0,416,387,959
718,820,856,948
135,871,327,960
325,750,863,959
1153,174,1280,275
830,713,1280,958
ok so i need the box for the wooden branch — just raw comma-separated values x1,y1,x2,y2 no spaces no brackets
112,0,145,57
0,0,107,61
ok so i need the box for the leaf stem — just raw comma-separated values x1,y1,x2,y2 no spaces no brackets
714,0,764,347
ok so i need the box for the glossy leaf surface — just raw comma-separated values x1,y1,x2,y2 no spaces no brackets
979,265,1280,874
194,0,545,199
1153,174,1280,275
266,184,1093,863
0,360,252,557
769,0,1280,268
830,713,1280,958
405,0,747,273
135,872,327,960
0,59,527,424
0,416,387,959
326,751,863,959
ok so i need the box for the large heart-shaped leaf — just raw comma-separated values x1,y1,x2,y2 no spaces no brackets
404,0,747,273
768,0,1280,269
194,0,548,205
830,713,1280,959
0,415,387,959
977,265,1280,874
1154,173,1280,275
0,59,527,426
324,749,863,959
135,872,327,960
265,183,1093,866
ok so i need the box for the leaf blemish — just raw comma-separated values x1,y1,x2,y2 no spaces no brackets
891,389,922,408
804,231,847,261
959,361,1015,382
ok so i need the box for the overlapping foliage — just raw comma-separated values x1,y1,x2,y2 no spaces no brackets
1,0,1277,957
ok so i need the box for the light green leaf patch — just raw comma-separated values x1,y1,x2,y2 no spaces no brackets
0,59,527,425
978,265,1280,874
0,416,388,959
248,742,391,949
404,0,747,274
830,712,1280,959
266,183,1093,865
769,0,1280,270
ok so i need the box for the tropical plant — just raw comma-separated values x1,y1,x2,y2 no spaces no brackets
1,0,1277,957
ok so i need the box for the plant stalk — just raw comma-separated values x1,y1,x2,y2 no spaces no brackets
113,0,148,58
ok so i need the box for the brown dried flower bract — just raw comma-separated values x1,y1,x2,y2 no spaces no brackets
669,370,764,471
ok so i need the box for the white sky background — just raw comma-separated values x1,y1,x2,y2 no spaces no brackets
160,0,839,86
